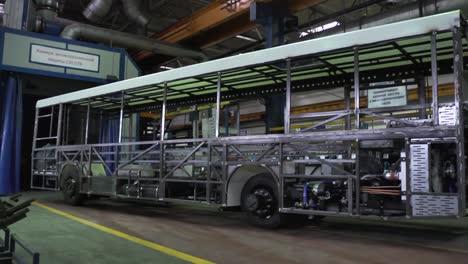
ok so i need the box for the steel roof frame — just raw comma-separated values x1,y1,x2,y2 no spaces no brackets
36,11,463,109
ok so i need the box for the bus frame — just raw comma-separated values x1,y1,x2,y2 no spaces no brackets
31,11,468,227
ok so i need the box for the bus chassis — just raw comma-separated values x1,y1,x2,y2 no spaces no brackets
31,11,468,228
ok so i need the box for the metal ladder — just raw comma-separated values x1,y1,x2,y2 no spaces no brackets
31,105,63,190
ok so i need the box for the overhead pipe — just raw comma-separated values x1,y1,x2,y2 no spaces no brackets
121,0,151,30
34,0,206,60
82,0,152,31
0,0,5,26
35,0,60,20
83,0,114,23
310,0,468,39
60,23,208,60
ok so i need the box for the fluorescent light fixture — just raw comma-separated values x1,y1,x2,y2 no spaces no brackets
299,21,340,38
236,34,257,42
160,65,174,70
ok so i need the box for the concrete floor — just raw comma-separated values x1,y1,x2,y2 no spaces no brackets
10,191,468,263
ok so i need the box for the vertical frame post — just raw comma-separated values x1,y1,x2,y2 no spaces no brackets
65,106,71,144
417,75,427,119
57,105,63,147
236,104,241,136
114,92,125,177
31,108,39,189
404,138,412,217
159,82,168,199
56,104,64,189
284,59,291,134
216,72,221,138
224,107,230,136
160,83,167,141
354,139,360,216
49,105,54,137
453,27,466,217
84,100,91,145
431,32,439,126
279,143,284,208
344,85,351,130
118,92,125,143
354,47,360,129
206,143,212,203
222,143,228,205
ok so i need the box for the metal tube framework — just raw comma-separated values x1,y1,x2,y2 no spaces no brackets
29,15,468,220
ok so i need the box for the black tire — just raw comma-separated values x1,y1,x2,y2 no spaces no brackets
60,164,85,206
241,173,284,229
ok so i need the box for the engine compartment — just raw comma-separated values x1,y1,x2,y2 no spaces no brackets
284,140,459,217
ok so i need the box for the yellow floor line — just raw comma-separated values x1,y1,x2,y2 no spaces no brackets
33,201,215,264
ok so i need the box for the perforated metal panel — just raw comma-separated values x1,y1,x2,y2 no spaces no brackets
438,104,456,126
410,144,429,192
411,195,458,216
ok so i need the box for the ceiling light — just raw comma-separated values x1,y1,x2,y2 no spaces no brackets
299,21,340,38
160,65,174,70
236,35,257,42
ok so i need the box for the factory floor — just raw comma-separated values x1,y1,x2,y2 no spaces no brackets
10,191,468,264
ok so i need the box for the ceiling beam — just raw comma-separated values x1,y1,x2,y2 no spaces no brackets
134,0,323,61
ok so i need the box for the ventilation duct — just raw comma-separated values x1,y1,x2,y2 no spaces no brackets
82,0,151,30
35,0,60,20
0,0,6,26
60,23,208,61
83,0,114,23
121,0,150,29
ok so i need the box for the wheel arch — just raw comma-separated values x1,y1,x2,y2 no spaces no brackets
226,165,279,207
59,161,83,190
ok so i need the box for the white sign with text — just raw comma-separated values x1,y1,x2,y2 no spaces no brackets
30,44,99,72
368,86,407,108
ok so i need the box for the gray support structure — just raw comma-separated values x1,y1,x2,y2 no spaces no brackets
279,142,284,209
452,27,466,217
206,143,212,202
55,104,64,189
85,100,91,145
118,92,125,143
344,86,351,130
405,138,412,217
355,139,360,216
354,47,360,129
284,59,291,134
215,72,221,138
159,83,168,199
431,32,439,126
31,108,39,188
417,76,427,119
56,105,63,147
160,83,167,141
49,106,54,138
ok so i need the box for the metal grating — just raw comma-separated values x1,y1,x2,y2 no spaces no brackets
438,104,456,126
410,144,429,192
411,195,458,216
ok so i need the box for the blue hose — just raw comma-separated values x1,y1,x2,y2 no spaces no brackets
303,182,309,209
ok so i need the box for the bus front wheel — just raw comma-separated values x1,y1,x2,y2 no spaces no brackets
60,164,84,206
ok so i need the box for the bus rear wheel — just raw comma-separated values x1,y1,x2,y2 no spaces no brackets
60,164,84,206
